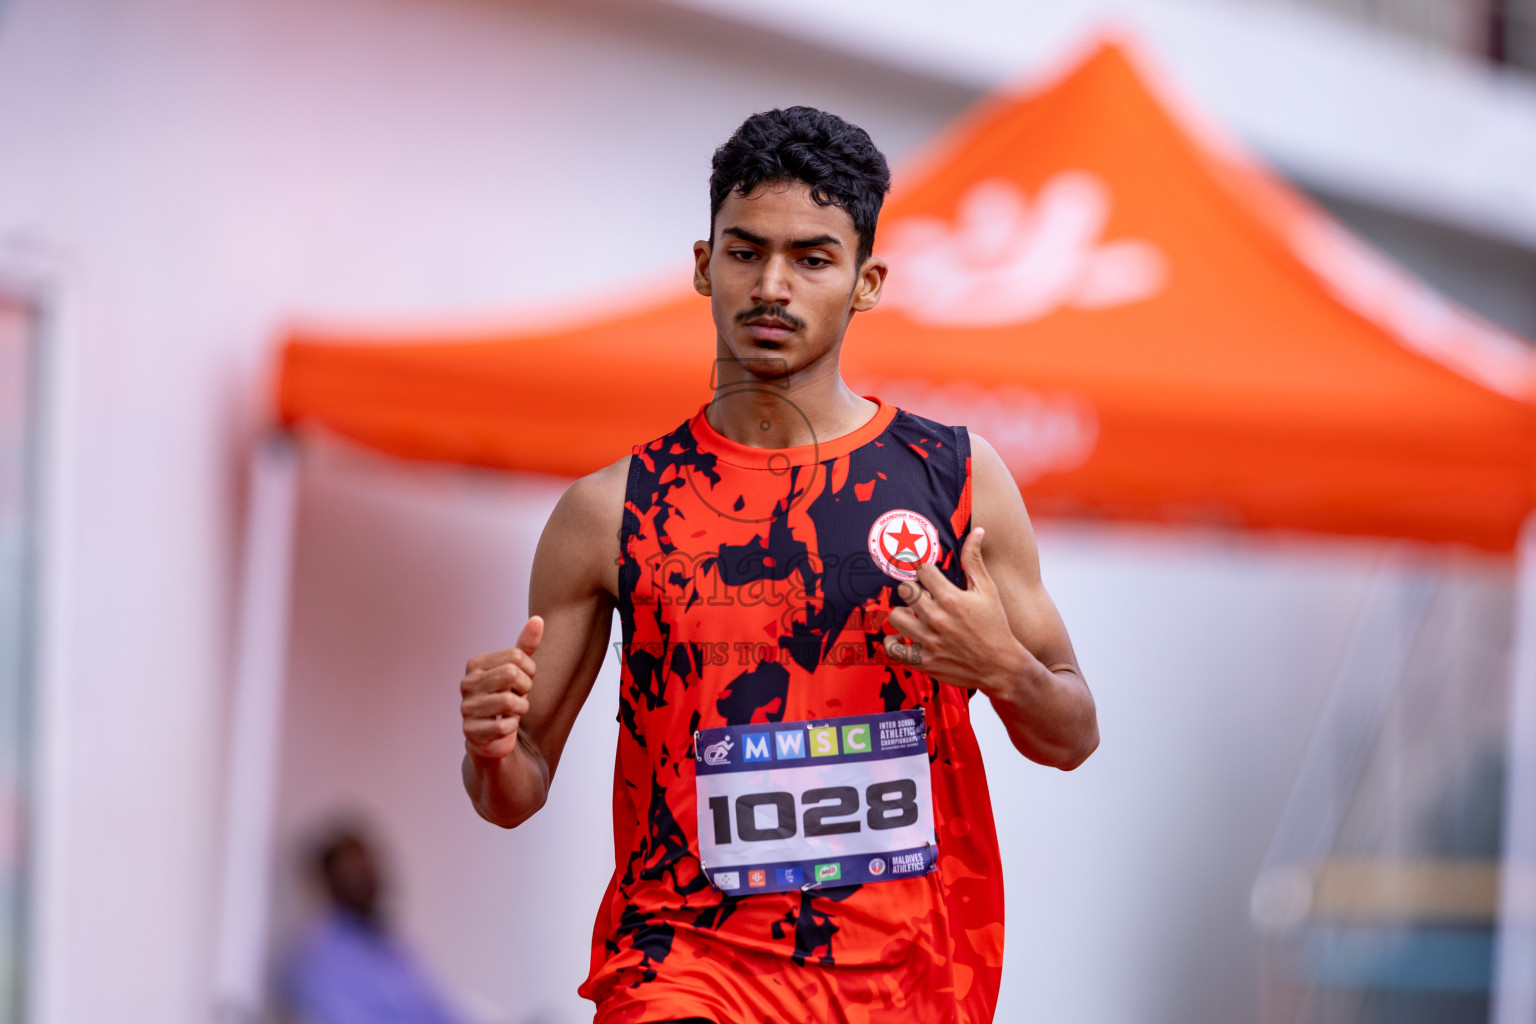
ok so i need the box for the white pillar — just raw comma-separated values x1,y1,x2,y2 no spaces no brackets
212,435,300,1023
1494,513,1536,1024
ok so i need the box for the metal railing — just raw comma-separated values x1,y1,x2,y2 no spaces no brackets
1252,550,1515,1024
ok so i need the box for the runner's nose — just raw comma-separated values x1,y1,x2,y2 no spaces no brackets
752,254,794,309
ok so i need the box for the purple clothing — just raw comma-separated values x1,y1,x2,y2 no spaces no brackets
286,911,467,1024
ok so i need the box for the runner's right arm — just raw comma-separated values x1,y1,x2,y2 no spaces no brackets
459,456,628,827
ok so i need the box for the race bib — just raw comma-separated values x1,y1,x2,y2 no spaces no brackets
694,709,938,894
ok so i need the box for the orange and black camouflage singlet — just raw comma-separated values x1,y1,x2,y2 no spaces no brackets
579,399,1005,1024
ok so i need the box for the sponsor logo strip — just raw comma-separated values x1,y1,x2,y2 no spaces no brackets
695,710,927,775
706,845,936,894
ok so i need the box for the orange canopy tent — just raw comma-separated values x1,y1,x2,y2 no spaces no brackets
277,40,1536,552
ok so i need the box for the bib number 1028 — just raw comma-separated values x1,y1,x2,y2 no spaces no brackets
707,781,919,845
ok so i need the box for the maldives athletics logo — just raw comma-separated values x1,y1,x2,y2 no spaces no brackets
868,509,941,581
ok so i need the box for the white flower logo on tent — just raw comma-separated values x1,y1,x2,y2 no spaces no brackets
881,172,1167,327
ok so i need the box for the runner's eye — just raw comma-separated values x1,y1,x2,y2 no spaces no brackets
801,256,830,268
729,249,759,262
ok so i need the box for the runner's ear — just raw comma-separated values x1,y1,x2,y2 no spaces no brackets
693,239,713,297
851,256,888,313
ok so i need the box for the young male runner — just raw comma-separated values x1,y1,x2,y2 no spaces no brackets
459,107,1098,1024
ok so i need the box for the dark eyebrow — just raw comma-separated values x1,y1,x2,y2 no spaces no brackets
722,227,768,246
721,227,844,251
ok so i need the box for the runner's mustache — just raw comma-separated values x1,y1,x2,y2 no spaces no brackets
735,304,807,330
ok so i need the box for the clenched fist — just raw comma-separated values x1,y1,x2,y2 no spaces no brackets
461,616,544,760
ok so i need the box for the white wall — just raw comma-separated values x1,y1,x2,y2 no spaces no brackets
0,0,1520,1021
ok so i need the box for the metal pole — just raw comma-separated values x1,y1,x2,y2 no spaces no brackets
211,435,300,1023
1493,513,1536,1024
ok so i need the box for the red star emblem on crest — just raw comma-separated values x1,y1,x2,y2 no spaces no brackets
883,521,927,563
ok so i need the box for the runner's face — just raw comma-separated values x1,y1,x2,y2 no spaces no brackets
695,180,885,378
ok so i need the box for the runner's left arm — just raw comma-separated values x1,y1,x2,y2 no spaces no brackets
883,434,1098,769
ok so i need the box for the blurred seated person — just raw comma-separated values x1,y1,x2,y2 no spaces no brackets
284,827,468,1024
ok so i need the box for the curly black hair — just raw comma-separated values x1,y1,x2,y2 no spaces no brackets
710,107,892,265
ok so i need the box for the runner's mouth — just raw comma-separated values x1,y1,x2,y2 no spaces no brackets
744,319,798,343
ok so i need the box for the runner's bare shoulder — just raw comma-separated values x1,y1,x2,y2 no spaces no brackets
535,454,630,597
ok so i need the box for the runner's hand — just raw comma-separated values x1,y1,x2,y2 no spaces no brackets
461,616,544,760
882,529,1029,695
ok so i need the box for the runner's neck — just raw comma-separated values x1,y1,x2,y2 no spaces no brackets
704,375,878,451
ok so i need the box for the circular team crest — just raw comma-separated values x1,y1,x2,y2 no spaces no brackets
868,857,887,877
868,509,940,581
